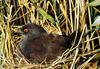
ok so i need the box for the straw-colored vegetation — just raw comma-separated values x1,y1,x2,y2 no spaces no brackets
0,0,100,69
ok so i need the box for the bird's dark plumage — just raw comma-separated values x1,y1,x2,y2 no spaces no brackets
19,23,67,63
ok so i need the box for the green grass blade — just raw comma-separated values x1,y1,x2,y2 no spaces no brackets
38,8,56,24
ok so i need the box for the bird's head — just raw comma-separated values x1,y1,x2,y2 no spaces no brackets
19,23,46,38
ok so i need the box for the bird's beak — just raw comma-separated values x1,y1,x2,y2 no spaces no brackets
14,27,23,34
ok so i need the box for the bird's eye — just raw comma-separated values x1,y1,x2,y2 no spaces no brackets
24,28,29,33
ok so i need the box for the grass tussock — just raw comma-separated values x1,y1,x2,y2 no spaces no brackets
0,0,100,69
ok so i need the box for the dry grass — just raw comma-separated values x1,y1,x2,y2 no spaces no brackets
0,0,100,69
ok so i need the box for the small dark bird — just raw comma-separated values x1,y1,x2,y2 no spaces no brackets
19,23,67,63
